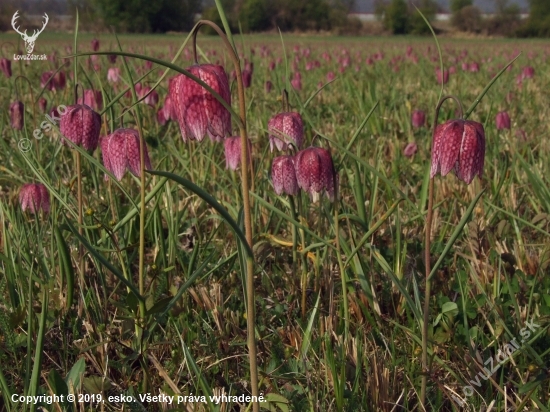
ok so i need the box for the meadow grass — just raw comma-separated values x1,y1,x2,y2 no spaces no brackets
0,27,549,411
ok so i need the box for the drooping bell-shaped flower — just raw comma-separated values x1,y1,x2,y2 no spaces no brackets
107,67,120,83
223,136,252,171
91,38,99,52
38,97,47,113
495,111,511,130
436,68,449,85
170,64,231,142
140,86,159,107
19,183,50,214
1,58,12,78
242,69,252,88
291,76,302,91
41,71,55,91
59,104,102,151
268,112,304,152
430,119,485,185
264,80,273,93
294,146,337,201
78,89,103,111
271,155,299,196
10,101,24,130
411,110,426,128
469,62,480,72
404,142,418,158
522,66,534,79
101,128,152,181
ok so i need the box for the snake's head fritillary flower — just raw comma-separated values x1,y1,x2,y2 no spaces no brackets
141,86,159,107
78,89,103,111
107,67,120,83
264,80,273,93
170,64,231,143
91,38,99,51
1,58,12,78
101,128,152,181
469,62,480,72
271,155,298,196
224,136,252,171
19,183,50,214
38,97,47,113
430,119,485,185
495,111,511,130
404,142,418,158
41,71,55,91
291,76,302,91
436,68,449,85
59,104,102,151
268,112,304,152
411,110,426,128
10,101,24,130
55,71,66,90
522,66,535,79
242,69,252,88
107,55,117,64
161,95,177,123
295,146,337,201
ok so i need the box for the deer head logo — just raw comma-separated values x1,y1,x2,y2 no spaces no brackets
12,11,49,54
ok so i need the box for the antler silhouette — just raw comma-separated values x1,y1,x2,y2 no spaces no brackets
11,11,27,38
30,13,49,40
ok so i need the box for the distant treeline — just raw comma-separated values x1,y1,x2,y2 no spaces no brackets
377,0,550,37
0,0,549,36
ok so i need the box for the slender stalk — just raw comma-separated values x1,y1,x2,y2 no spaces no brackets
288,196,298,282
333,183,348,340
420,176,433,408
192,20,259,411
138,123,147,349
420,95,463,408
76,151,84,283
295,194,308,321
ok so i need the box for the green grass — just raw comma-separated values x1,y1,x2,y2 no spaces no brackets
0,24,549,412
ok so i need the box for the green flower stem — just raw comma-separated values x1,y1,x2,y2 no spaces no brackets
420,95,463,408
192,20,259,412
